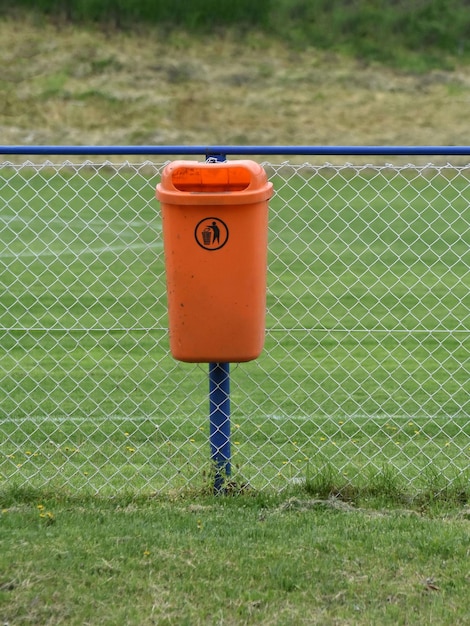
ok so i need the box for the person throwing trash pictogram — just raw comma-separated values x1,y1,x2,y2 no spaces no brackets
195,217,229,250
209,221,220,244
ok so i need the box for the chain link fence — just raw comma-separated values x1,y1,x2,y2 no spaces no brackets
1,157,469,494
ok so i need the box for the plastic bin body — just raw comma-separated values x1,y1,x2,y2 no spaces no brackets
156,160,273,362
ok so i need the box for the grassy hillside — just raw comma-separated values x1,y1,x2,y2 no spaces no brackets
1,15,470,149
3,0,470,71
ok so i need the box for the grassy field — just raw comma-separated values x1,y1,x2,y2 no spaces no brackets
1,486,470,625
6,0,470,71
1,17,470,149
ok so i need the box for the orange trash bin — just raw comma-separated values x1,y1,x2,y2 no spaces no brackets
156,159,273,363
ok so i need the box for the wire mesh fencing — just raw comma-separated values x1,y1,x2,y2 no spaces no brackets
1,158,469,494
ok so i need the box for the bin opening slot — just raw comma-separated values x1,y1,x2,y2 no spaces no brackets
171,166,251,192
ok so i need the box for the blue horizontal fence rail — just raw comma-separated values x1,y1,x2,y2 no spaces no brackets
2,145,470,156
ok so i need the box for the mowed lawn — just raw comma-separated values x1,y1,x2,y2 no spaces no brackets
1,486,470,626
0,161,469,495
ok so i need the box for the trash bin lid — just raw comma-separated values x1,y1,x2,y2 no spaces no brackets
156,160,273,205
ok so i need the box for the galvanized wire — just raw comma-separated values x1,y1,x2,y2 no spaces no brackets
1,159,468,493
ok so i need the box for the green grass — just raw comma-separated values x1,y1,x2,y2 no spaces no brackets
0,163,469,497
1,486,470,625
4,0,470,70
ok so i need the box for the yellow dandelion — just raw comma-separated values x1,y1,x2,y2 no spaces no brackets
39,511,55,525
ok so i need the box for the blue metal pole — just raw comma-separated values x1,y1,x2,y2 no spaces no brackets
205,152,231,494
209,362,231,493
206,151,231,494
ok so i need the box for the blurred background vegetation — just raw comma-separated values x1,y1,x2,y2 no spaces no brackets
3,0,470,71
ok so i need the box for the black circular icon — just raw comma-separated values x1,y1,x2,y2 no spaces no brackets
195,217,229,251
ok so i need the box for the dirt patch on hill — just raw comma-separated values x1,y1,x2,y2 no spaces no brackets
1,18,470,153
